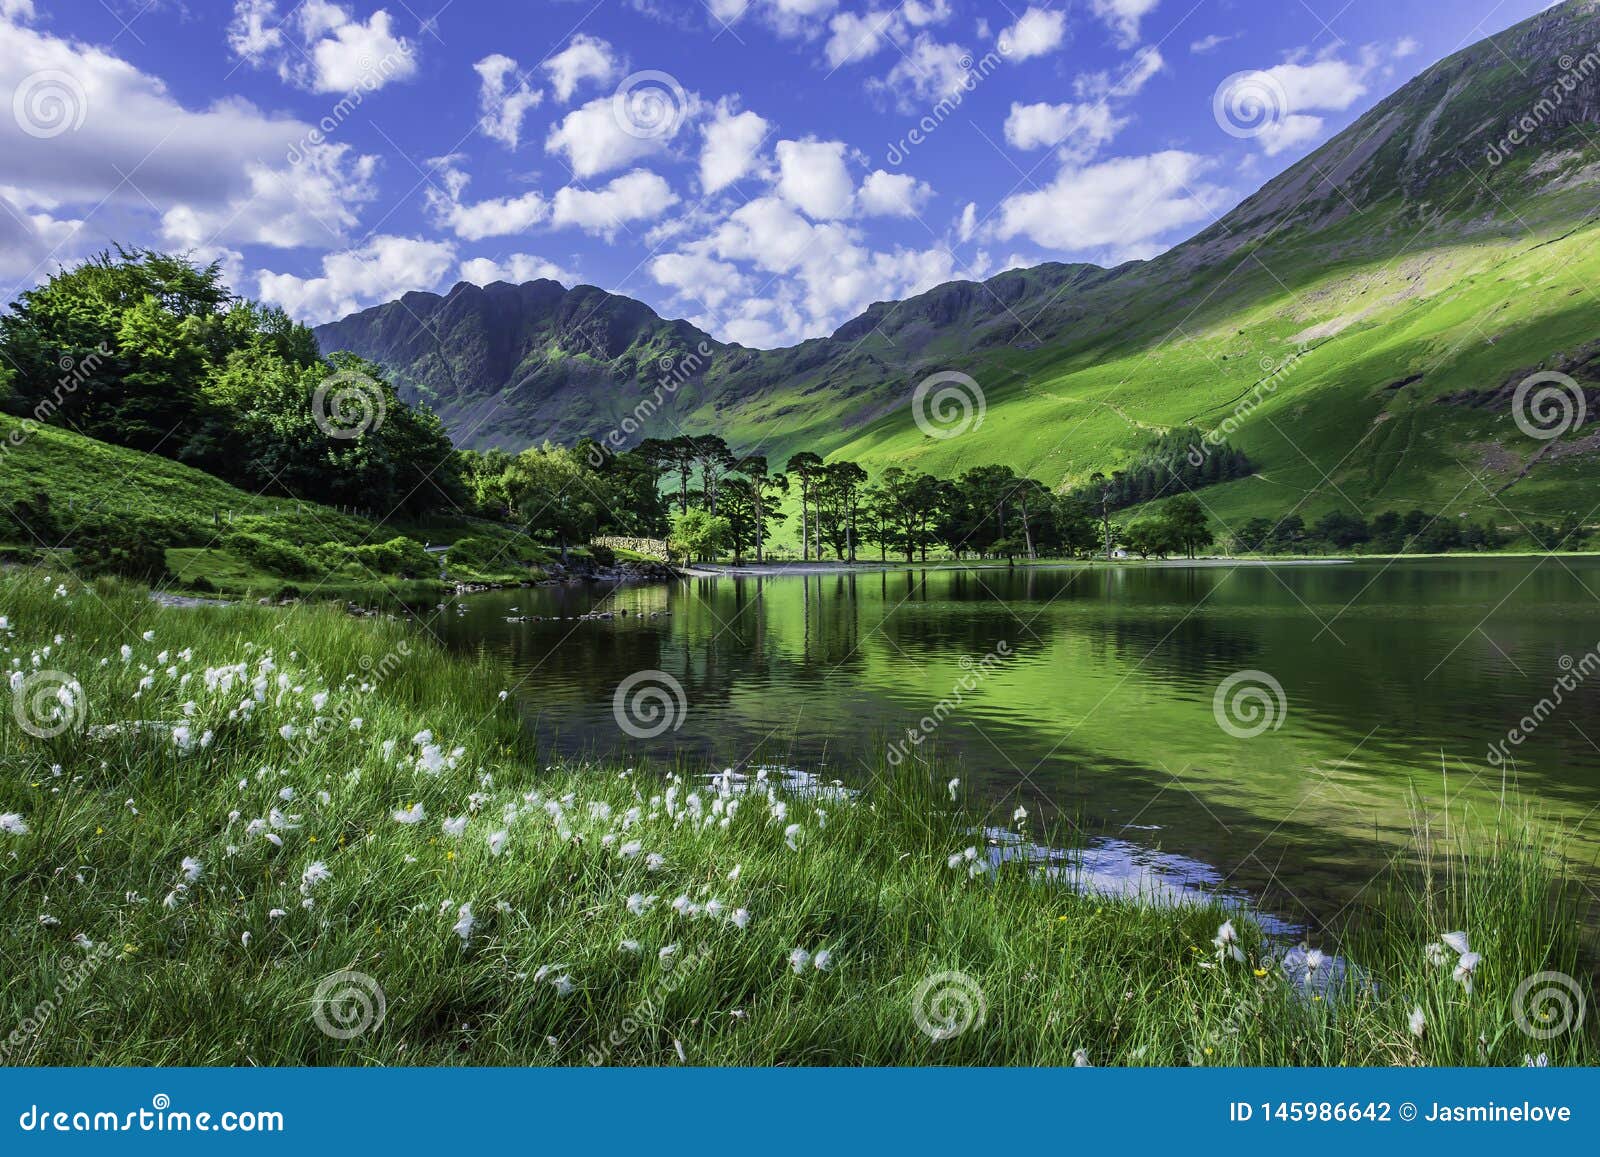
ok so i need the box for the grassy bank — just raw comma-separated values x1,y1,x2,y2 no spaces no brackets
1,570,1593,1066
0,415,554,606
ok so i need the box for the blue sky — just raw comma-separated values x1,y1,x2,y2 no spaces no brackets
0,0,1561,348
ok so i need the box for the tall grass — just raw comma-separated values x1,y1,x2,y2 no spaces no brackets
0,570,1593,1066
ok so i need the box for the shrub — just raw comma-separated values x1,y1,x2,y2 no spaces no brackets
71,527,170,581
324,536,437,578
224,530,321,578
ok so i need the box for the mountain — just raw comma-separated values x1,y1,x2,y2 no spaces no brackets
317,0,1600,524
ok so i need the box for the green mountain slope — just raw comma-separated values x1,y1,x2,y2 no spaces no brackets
316,0,1600,526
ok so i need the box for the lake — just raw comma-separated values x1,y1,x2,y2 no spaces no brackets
425,557,1600,925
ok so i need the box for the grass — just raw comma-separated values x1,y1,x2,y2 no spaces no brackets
0,569,1594,1066
0,415,550,604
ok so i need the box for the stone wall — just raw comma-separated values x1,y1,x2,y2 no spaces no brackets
592,536,670,562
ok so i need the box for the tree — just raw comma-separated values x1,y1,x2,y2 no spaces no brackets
505,443,608,563
817,460,868,561
736,455,788,563
692,434,735,515
669,507,728,563
785,452,823,560
1122,517,1178,559
1162,495,1213,559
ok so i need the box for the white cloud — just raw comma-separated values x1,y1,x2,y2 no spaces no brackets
956,201,978,243
1004,101,1125,157
550,170,679,237
0,190,85,281
1091,0,1161,50
776,138,854,219
824,2,951,67
256,235,456,324
659,194,970,344
160,144,378,251
650,250,750,314
475,54,544,148
857,169,932,217
1077,45,1165,99
872,33,972,109
228,0,417,94
543,34,620,102
997,7,1066,62
709,0,844,39
1190,33,1235,55
1227,54,1373,155
0,16,378,267
991,151,1226,257
1394,36,1420,59
458,253,575,286
1261,58,1369,111
423,162,549,241
1255,113,1327,156
700,102,769,193
547,92,691,178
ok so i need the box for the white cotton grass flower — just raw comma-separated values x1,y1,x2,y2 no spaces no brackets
783,823,802,851
550,974,574,997
619,840,643,859
731,907,751,930
300,861,331,895
180,856,203,883
268,908,287,919
1453,951,1482,993
645,853,666,872
488,830,508,856
788,948,811,974
947,778,960,801
620,939,642,954
72,932,94,950
392,802,426,825
659,944,678,963
1409,1006,1426,1038
1212,919,1245,963
727,863,741,881
1012,804,1028,824
812,948,833,972
241,931,252,947
1072,1048,1092,1067
451,903,475,944
626,892,657,916
0,813,28,836
1425,941,1449,967
1441,931,1471,955
440,816,467,838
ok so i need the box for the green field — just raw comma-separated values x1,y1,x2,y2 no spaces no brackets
0,571,1592,1066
